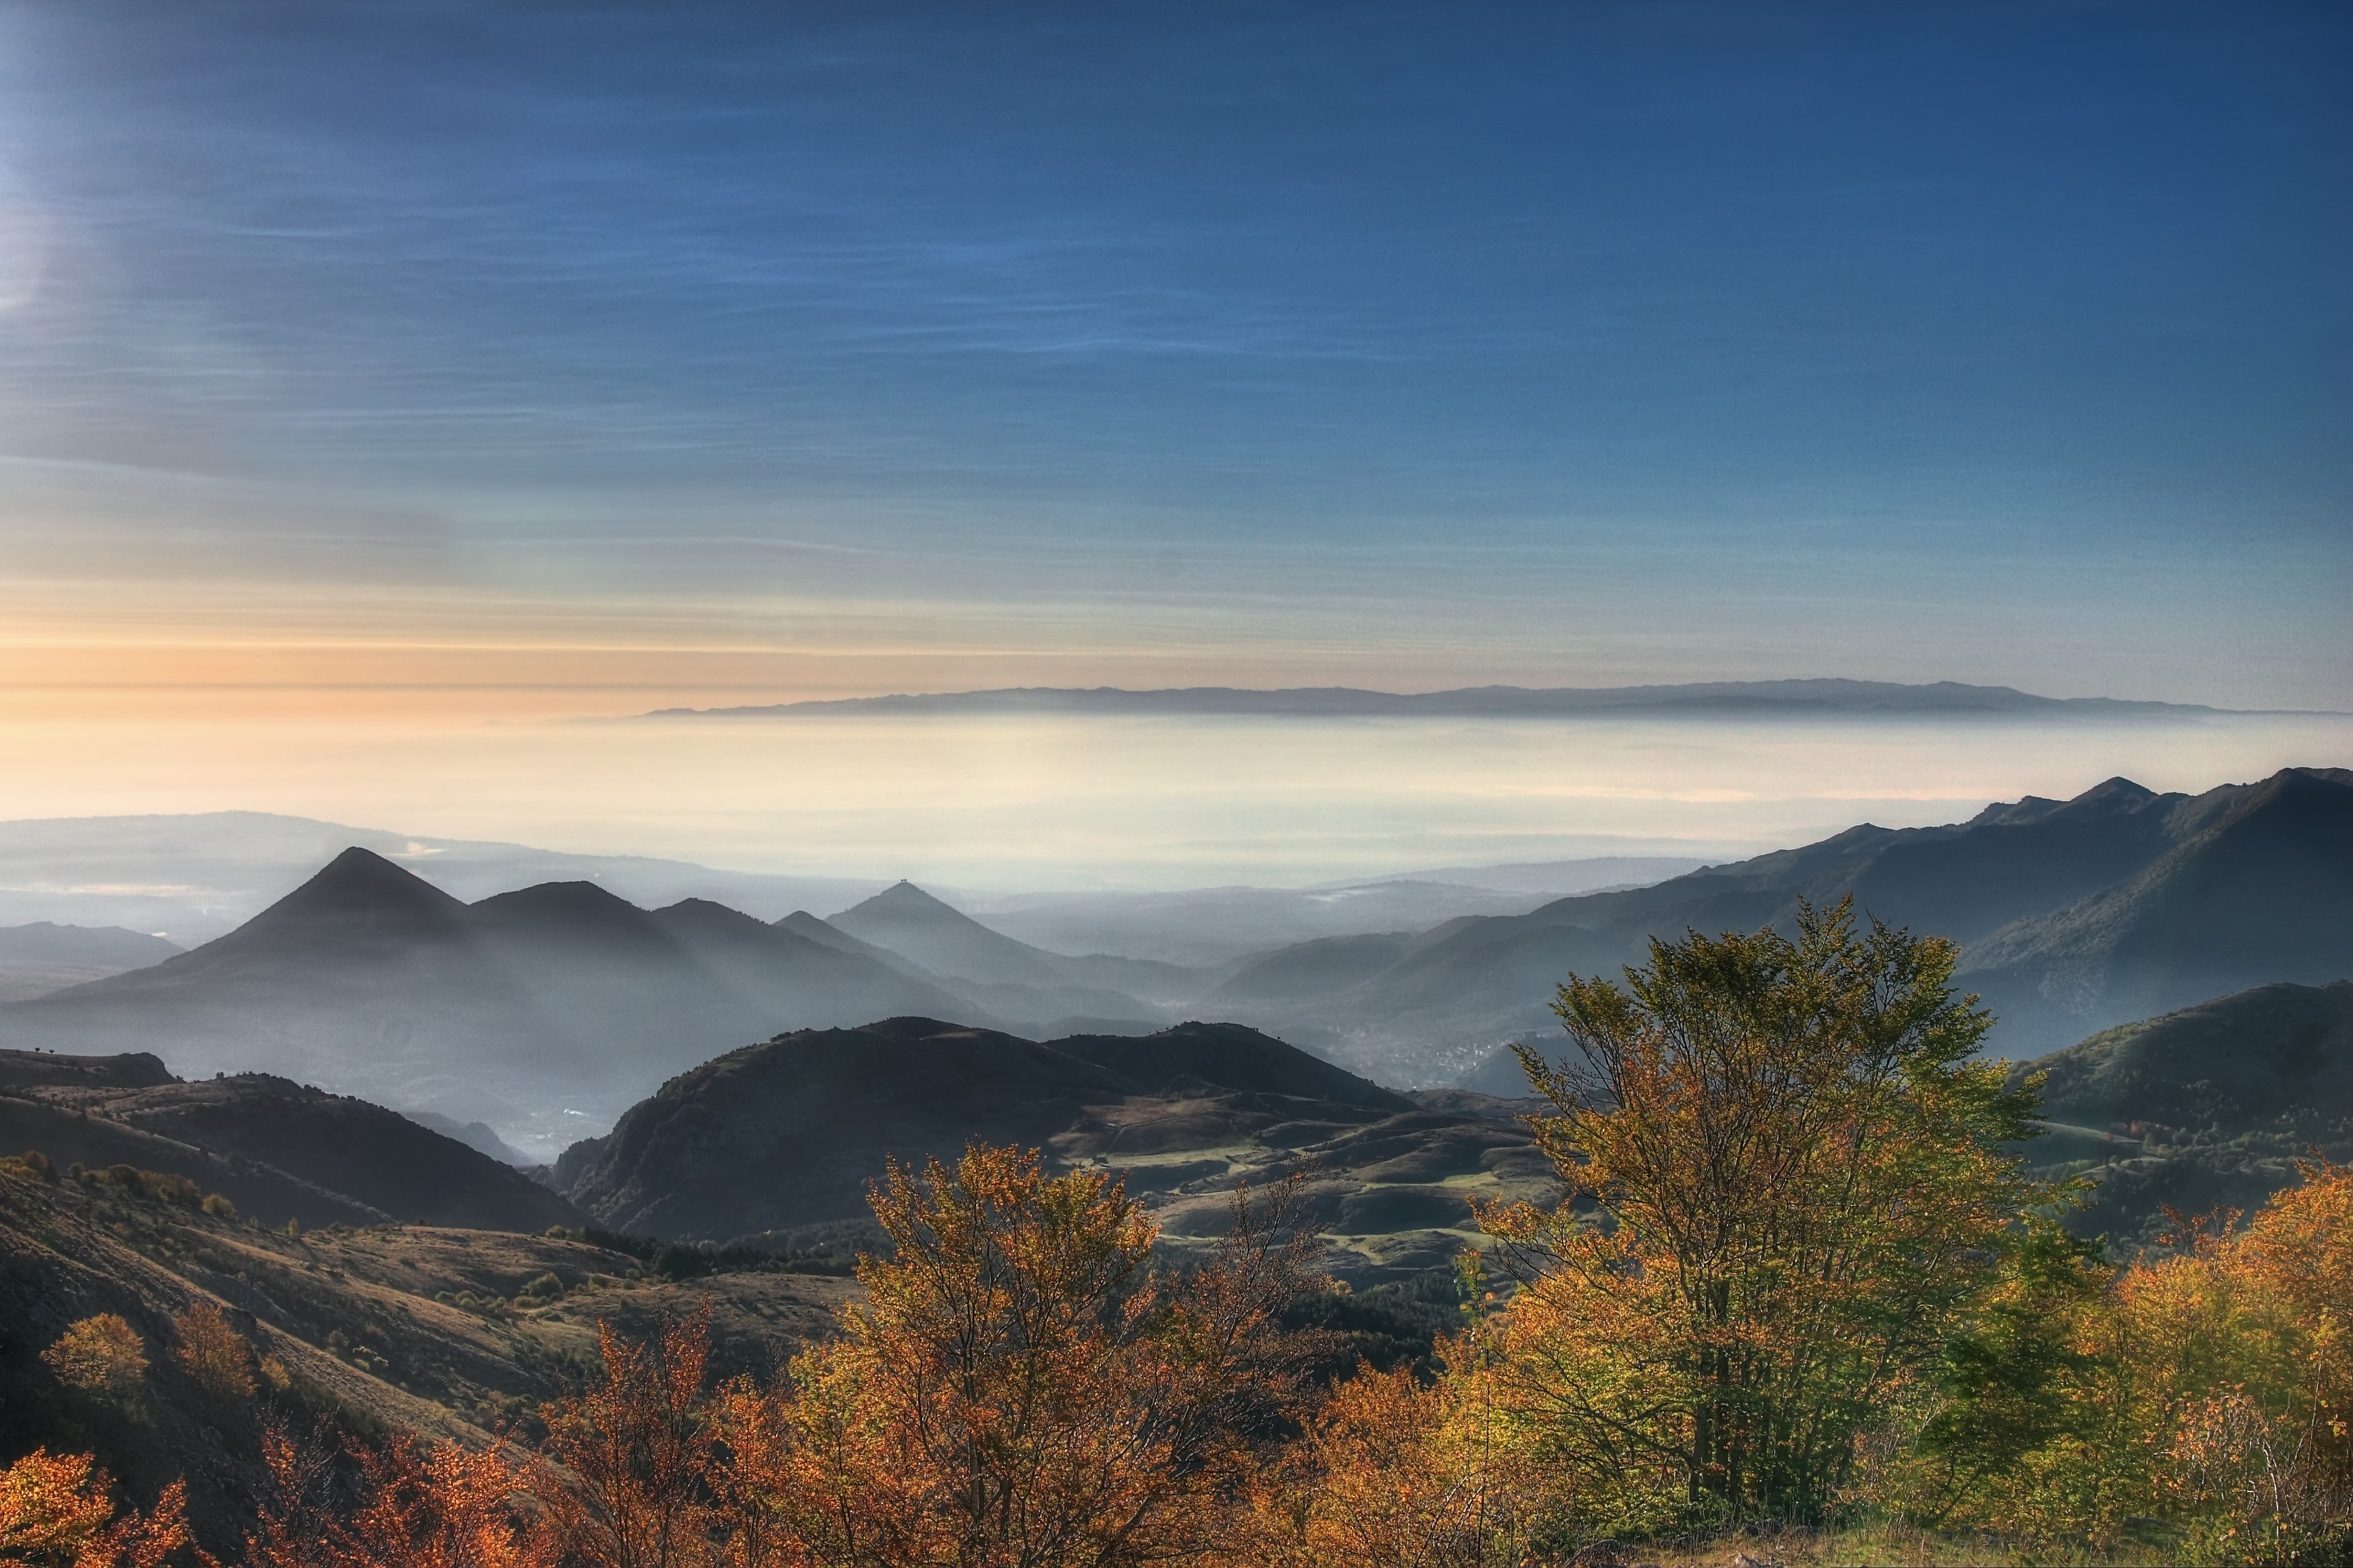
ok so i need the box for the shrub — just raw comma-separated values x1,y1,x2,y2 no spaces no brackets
519,1272,564,1301
201,1192,237,1220
174,1300,255,1402
41,1315,148,1404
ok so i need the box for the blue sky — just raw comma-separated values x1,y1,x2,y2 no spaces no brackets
0,0,2346,709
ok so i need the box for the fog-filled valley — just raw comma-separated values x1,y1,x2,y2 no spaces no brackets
4,763,2346,1168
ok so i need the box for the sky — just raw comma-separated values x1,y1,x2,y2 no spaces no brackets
0,1,2347,879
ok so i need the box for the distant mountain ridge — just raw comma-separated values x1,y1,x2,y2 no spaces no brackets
0,849,982,1152
651,678,2241,720
0,922,184,1002
1219,766,2353,1085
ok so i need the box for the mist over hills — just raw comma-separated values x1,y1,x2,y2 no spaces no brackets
0,766,2342,1152
655,678,2232,720
0,810,891,946
0,1047,581,1233
0,809,1686,965
967,860,1703,967
0,850,976,1153
1355,767,2353,1087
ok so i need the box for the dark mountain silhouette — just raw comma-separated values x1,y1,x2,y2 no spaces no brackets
2011,980,2353,1246
655,678,2233,720
1958,769,2353,1052
1200,768,2353,1085
0,849,977,1152
0,1047,584,1232
556,1016,1549,1282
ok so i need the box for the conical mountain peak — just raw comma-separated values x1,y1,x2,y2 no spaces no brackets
839,880,962,920
224,847,469,948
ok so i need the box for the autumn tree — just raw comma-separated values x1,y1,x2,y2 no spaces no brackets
2101,1165,2353,1565
42,1317,149,1408
536,1304,717,1568
243,1425,555,1568
0,1448,189,1568
1487,898,2055,1527
758,1143,1316,1568
173,1302,255,1404
1246,1346,1559,1568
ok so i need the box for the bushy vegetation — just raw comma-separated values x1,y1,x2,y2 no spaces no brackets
3,902,2347,1566
552,1227,859,1281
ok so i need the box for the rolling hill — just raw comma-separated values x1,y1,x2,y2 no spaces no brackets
0,922,181,1003
556,1016,1555,1284
0,1160,853,1556
0,1046,585,1232
2013,980,2353,1247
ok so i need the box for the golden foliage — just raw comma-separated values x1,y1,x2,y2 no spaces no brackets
42,1318,148,1405
172,1303,255,1404
242,1425,552,1568
1245,1344,1564,1568
764,1143,1315,1568
1487,899,2052,1527
536,1304,717,1568
0,1448,189,1568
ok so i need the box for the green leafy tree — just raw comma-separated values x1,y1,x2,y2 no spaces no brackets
1486,898,2058,1526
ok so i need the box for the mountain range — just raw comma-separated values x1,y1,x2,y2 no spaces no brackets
0,809,1683,962
1,767,2343,1146
0,852,976,1152
651,677,2234,720
1324,766,2353,1085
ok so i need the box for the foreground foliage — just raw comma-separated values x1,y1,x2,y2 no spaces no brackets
3,906,2347,1566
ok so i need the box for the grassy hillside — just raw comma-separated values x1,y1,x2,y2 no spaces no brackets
2012,980,2353,1247
0,1161,852,1555
558,1017,1557,1284
0,1047,585,1233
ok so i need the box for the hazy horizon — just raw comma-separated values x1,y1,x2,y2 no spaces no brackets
2,701,2344,898
3,2,2346,902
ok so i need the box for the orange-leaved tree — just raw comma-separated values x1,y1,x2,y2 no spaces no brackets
537,1303,717,1568
1485,898,2055,1529
244,1424,554,1568
746,1142,1317,1568
0,1447,190,1568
